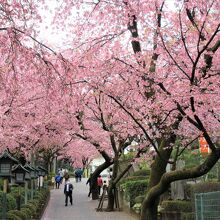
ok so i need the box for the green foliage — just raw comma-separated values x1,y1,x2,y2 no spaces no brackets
0,179,3,191
48,172,55,180
21,203,37,218
181,212,195,220
6,212,22,220
119,168,150,185
120,175,146,184
0,191,17,212
20,208,32,219
161,200,192,213
9,187,26,206
134,195,145,204
185,182,220,200
121,179,148,207
131,169,150,176
120,152,135,161
8,210,28,220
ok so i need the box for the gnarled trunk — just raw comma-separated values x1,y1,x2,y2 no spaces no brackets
141,147,220,220
106,154,119,211
91,159,114,200
141,139,173,220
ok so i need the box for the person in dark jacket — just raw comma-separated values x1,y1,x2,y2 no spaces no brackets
86,173,93,197
64,178,73,206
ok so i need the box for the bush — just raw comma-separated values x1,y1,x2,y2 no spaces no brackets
181,212,195,220
161,200,192,213
189,181,220,195
0,191,17,212
120,175,146,184
131,169,150,177
9,186,26,206
8,210,28,220
20,208,32,219
185,181,220,211
21,203,37,218
134,195,145,204
6,212,22,220
121,179,148,207
0,179,3,191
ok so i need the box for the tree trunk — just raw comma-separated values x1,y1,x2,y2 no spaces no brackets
141,147,220,220
91,159,114,200
106,183,115,211
106,153,119,211
141,138,173,220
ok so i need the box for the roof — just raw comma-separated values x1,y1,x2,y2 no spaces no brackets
0,149,19,163
12,164,30,173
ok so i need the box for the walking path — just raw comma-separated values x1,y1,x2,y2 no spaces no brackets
41,178,138,220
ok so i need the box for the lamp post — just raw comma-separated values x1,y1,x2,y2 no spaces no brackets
24,163,36,199
0,149,19,219
0,149,19,190
36,166,47,189
12,164,30,208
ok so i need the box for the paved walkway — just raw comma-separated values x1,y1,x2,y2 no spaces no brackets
41,178,138,220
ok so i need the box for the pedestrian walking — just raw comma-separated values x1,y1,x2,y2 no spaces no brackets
55,173,62,189
59,168,64,184
86,173,92,197
64,177,73,206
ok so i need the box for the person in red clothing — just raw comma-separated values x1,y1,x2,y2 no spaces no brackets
97,175,103,195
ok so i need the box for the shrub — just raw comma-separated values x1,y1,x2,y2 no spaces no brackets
189,182,220,195
20,208,32,219
184,181,220,211
21,203,37,218
181,212,195,220
0,179,3,191
0,191,17,212
131,169,150,177
121,179,148,207
32,188,50,218
161,200,192,213
6,212,22,220
9,186,26,206
8,210,28,220
134,195,145,204
120,176,146,184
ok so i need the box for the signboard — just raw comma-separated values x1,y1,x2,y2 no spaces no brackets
199,136,210,154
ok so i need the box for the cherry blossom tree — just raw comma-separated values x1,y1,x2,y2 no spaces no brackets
50,1,219,219
0,1,219,219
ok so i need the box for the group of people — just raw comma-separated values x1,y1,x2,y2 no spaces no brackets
74,168,83,182
53,169,110,206
86,174,108,197
53,169,73,206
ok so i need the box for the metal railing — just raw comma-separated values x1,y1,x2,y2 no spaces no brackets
195,191,220,220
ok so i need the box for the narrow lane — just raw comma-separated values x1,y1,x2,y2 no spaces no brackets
41,178,138,220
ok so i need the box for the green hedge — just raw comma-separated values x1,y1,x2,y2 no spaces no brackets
121,179,148,207
0,212,22,220
185,181,220,212
0,179,3,191
1,187,50,220
20,207,32,219
0,191,17,212
120,176,147,184
181,212,195,220
131,169,150,176
8,210,28,220
189,182,220,196
134,195,145,204
161,200,192,213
